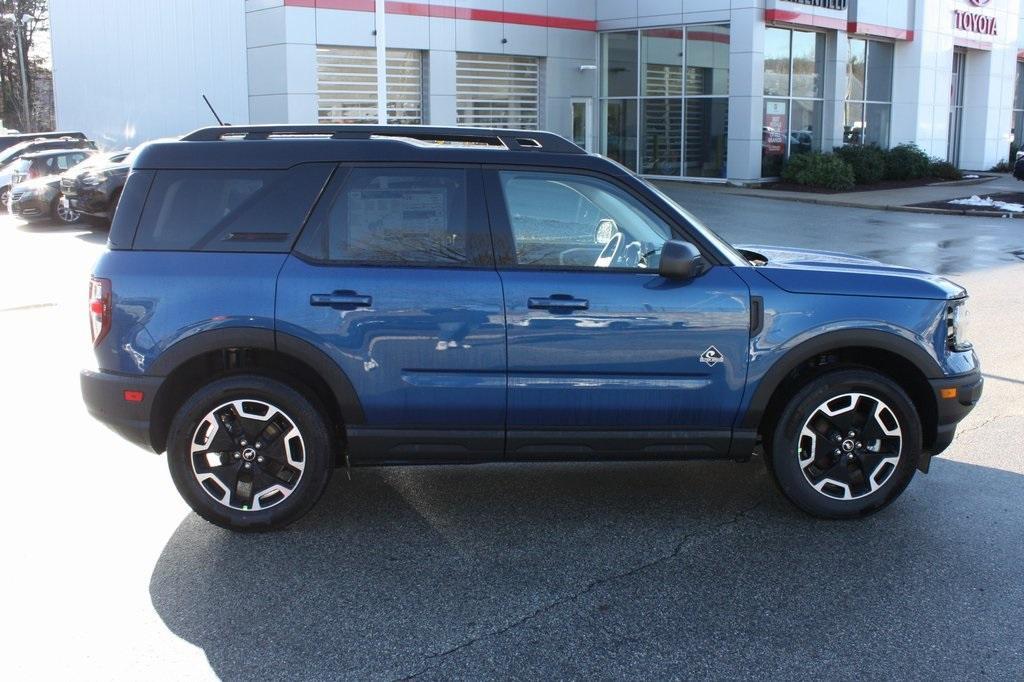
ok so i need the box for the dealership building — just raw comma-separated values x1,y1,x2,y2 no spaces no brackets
50,0,1024,181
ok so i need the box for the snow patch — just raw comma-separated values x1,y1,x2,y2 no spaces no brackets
948,195,1024,213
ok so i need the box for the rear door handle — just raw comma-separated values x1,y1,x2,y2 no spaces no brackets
527,294,589,312
310,291,372,310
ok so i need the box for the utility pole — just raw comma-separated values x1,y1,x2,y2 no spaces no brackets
14,15,31,132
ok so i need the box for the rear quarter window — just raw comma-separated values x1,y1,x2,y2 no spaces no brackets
132,164,333,252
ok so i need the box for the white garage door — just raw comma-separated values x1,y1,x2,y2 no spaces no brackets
456,53,539,130
317,46,422,124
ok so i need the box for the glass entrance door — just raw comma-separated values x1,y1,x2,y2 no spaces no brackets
571,98,592,151
948,50,966,166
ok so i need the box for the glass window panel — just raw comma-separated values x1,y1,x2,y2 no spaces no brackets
866,41,894,102
641,98,682,175
790,99,822,156
602,32,638,97
844,102,865,145
1013,110,1024,158
572,101,587,148
641,28,683,96
684,98,728,178
1015,62,1024,111
602,99,638,171
762,99,789,177
324,168,469,265
791,30,825,98
864,103,891,148
685,25,730,96
764,28,791,97
498,171,672,271
847,39,866,101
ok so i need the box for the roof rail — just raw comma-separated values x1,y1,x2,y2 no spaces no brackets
180,124,585,154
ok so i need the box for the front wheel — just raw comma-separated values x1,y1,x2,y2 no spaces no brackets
166,375,334,531
53,197,81,224
768,369,922,519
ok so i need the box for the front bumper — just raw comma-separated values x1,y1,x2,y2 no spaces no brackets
923,367,984,466
81,369,164,452
8,193,51,220
64,184,113,217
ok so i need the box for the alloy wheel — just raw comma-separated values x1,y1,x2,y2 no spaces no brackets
797,392,902,501
190,399,306,511
56,202,81,223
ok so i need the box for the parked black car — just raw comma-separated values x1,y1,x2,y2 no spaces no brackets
7,150,103,224
1014,151,1024,181
61,147,136,220
0,137,97,206
0,130,86,154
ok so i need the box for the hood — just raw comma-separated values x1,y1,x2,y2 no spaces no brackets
738,245,965,301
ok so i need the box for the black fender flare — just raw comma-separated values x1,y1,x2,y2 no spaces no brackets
739,328,942,431
148,326,365,425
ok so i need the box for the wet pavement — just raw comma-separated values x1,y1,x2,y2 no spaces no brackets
655,180,1024,276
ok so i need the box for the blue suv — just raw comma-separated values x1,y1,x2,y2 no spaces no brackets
81,125,982,530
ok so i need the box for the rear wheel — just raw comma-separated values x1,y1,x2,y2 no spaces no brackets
768,369,922,519
166,375,333,531
0,186,10,211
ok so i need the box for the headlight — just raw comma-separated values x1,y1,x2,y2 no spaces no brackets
946,299,971,351
80,173,105,187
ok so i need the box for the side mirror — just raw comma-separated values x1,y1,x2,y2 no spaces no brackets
658,240,706,280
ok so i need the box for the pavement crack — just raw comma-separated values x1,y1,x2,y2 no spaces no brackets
954,413,1016,439
393,499,765,681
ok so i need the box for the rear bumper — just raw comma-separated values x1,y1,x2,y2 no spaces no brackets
923,368,984,466
80,369,164,452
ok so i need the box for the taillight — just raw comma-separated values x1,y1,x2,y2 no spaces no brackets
89,277,111,346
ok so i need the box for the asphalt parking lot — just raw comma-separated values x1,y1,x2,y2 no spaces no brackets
4,197,1023,680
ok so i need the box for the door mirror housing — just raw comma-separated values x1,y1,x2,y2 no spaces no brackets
658,240,707,280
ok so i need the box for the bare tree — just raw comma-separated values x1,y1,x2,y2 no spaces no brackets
0,0,50,132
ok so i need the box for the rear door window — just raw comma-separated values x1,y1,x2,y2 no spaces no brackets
295,166,490,266
132,164,333,252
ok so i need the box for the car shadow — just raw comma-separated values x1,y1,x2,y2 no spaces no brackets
149,457,1024,679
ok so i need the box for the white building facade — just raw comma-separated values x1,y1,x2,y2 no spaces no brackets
50,0,1024,180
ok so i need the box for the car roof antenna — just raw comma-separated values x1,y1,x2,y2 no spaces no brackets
202,94,227,126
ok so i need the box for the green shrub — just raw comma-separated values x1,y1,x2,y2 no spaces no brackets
928,159,963,181
782,152,856,191
884,143,931,180
834,145,887,185
990,159,1013,173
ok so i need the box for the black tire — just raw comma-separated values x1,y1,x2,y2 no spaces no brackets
768,368,922,519
0,186,9,212
166,374,333,531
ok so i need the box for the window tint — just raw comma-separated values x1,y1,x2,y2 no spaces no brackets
498,171,673,270
133,164,332,252
303,167,475,266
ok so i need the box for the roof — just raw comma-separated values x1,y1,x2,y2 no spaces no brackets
134,125,617,173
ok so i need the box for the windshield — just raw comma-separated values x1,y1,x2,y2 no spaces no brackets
0,142,32,165
636,176,749,267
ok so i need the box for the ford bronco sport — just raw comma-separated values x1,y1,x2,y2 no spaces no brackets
81,125,982,530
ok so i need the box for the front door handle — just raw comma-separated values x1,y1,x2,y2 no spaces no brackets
310,291,372,310
528,294,589,312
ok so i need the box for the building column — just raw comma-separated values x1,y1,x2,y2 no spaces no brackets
726,7,764,182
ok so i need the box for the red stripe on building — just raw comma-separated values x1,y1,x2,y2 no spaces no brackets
763,9,846,32
284,0,596,31
847,22,914,41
